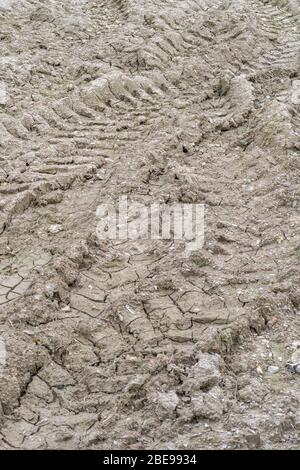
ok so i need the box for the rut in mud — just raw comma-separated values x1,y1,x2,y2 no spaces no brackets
0,0,300,449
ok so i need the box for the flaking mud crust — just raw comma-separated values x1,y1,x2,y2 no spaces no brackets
0,0,300,449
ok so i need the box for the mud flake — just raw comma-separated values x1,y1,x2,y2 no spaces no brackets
0,274,22,288
70,293,104,318
38,362,75,389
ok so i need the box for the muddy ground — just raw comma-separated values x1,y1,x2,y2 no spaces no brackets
0,0,300,450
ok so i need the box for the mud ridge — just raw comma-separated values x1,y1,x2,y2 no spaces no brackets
0,0,300,450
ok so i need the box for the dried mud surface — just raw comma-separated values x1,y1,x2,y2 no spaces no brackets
0,0,300,450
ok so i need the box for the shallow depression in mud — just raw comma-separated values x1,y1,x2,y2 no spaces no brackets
0,0,300,450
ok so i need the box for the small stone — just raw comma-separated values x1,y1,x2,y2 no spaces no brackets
244,431,261,449
48,224,63,234
286,348,300,373
156,391,179,413
286,362,300,374
61,305,70,312
45,283,57,299
267,366,279,374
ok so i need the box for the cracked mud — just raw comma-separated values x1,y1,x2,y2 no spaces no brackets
0,0,300,450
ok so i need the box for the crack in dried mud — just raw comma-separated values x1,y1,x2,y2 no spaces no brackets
0,0,300,450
